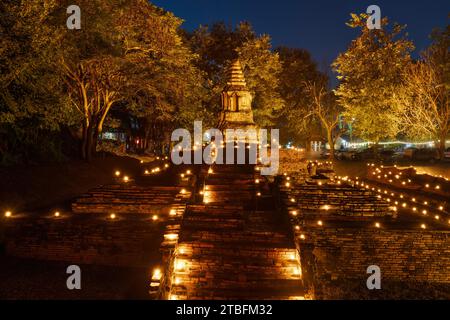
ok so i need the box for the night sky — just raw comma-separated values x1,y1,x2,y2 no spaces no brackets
153,0,449,72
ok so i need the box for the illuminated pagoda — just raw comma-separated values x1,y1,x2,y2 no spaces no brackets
219,59,258,143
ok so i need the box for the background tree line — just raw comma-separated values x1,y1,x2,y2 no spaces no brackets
1,1,448,164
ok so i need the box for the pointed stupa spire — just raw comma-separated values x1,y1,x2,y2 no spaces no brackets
225,59,247,88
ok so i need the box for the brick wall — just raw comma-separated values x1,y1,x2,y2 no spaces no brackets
297,228,450,292
4,215,164,268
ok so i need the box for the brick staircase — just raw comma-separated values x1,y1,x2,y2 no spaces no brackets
72,184,182,214
285,183,391,217
167,164,305,300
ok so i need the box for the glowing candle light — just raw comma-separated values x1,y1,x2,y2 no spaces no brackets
255,179,260,184
291,210,297,216
54,211,60,217
152,215,158,221
152,268,162,281
317,220,323,226
175,259,186,271
180,189,186,194
300,234,306,240
169,209,176,216
110,213,116,220
434,215,440,220
123,176,129,182
115,170,121,177
421,224,426,229
422,210,427,215
164,233,178,241
375,222,380,228
5,211,12,218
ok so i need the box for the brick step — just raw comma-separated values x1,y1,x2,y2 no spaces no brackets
176,255,298,270
204,184,255,191
179,232,293,248
187,204,243,212
179,244,296,258
171,281,304,300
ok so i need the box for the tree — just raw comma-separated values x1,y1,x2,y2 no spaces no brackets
394,26,449,159
305,81,345,159
0,0,78,163
276,47,325,148
332,13,414,146
187,22,284,127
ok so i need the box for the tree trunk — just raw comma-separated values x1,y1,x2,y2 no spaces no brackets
85,124,95,162
438,134,446,160
327,130,335,160
81,123,88,160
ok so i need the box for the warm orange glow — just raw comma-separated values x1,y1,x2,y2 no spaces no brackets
152,268,162,281
123,176,129,182
175,259,186,271
5,211,12,218
54,211,60,217
375,222,380,228
169,209,176,216
421,224,426,229
110,213,116,219
152,215,158,221
164,233,178,241
115,170,121,176
317,220,323,226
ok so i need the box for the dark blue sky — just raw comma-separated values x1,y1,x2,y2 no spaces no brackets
153,0,449,69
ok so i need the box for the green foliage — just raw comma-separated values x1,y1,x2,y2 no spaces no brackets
187,22,284,127
276,47,326,145
0,0,79,163
333,14,414,142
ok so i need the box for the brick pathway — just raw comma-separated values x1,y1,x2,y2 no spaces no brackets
167,164,305,300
